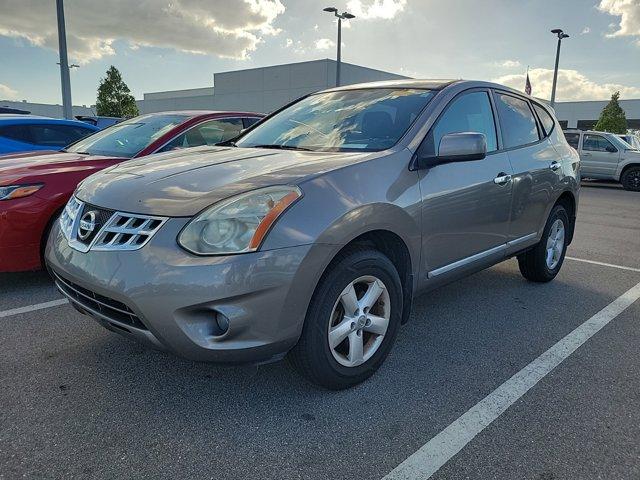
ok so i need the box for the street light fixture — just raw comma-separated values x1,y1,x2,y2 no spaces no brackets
550,28,570,108
323,7,356,87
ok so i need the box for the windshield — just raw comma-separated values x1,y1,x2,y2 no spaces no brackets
236,88,436,152
66,114,188,157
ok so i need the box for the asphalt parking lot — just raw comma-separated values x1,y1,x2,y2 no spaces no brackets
1,182,639,480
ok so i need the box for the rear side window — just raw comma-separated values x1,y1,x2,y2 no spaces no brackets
564,132,580,149
29,124,94,147
159,118,243,152
494,93,540,148
431,91,498,153
583,134,617,153
243,117,260,128
0,125,32,143
533,104,555,137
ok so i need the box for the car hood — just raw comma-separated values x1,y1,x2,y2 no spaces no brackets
0,150,124,185
76,146,375,216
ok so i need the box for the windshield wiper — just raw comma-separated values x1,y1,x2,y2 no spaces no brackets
250,144,313,151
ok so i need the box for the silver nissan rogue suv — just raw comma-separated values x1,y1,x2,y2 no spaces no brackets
46,80,580,389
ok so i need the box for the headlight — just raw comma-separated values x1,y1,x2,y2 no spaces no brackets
0,184,43,200
178,186,302,255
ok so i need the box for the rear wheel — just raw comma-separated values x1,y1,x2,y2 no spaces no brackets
621,166,640,192
517,204,569,283
289,248,403,390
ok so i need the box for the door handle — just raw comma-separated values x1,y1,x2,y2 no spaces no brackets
549,161,562,171
493,173,512,185
582,152,592,157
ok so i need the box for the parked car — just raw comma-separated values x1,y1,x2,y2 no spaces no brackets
75,115,122,130
0,110,263,272
564,129,640,191
0,115,98,154
46,80,579,389
617,133,640,150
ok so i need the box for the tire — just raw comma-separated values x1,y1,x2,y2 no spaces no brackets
289,248,403,390
517,204,569,283
621,166,640,192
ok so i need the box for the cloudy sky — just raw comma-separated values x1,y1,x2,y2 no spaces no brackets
0,0,639,106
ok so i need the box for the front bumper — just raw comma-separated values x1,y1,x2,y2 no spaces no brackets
45,217,331,364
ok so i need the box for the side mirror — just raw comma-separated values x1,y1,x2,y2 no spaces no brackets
606,145,617,153
414,132,488,169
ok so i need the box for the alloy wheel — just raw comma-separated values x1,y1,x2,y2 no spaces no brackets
327,275,390,367
545,218,565,270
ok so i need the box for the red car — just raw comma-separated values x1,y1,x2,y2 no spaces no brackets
0,110,263,272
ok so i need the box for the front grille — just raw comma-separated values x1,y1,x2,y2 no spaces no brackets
77,203,115,246
52,271,147,330
91,212,166,251
59,196,168,253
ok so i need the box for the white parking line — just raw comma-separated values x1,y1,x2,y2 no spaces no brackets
383,279,640,480
566,256,640,273
0,299,68,319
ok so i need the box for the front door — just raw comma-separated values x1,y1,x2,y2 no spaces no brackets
418,90,513,277
581,133,620,178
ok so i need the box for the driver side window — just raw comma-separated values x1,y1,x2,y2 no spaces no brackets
431,91,498,154
583,134,617,153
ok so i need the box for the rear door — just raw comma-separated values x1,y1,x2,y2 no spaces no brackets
493,93,562,246
418,89,513,277
581,133,620,178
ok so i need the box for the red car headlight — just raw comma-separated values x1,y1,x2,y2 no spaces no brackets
0,184,44,201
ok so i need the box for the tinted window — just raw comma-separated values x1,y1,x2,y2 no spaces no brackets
160,118,243,151
583,134,617,152
29,124,94,147
66,114,187,158
533,104,555,136
236,88,436,152
0,125,32,143
243,117,260,128
564,132,580,149
431,91,497,153
495,93,540,148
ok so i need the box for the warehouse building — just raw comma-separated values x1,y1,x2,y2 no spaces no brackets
553,99,640,130
138,59,407,114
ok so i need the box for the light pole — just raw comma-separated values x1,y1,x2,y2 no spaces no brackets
323,7,355,87
550,28,569,108
56,0,73,119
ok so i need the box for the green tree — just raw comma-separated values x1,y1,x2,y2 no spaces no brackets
95,66,139,118
594,91,628,134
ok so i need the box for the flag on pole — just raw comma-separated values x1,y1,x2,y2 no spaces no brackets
524,67,532,95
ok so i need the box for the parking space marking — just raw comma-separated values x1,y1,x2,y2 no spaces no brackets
383,280,640,480
0,299,68,319
566,256,640,273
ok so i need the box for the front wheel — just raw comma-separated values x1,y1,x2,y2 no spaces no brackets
517,204,569,283
289,248,403,390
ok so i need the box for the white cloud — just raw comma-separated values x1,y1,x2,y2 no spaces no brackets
581,26,591,35
598,0,640,43
498,59,521,68
346,0,407,20
0,83,19,100
0,0,286,64
493,68,640,101
284,38,293,48
315,38,336,50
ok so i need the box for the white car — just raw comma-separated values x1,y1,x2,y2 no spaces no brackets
618,133,640,150
564,129,640,191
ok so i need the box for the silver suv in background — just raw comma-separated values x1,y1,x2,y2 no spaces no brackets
564,129,640,191
47,80,580,389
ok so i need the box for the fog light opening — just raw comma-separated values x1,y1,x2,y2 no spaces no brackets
213,312,230,337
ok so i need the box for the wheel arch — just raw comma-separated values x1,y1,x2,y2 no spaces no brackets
554,190,577,245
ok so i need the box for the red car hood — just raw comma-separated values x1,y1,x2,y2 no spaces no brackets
0,150,125,186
